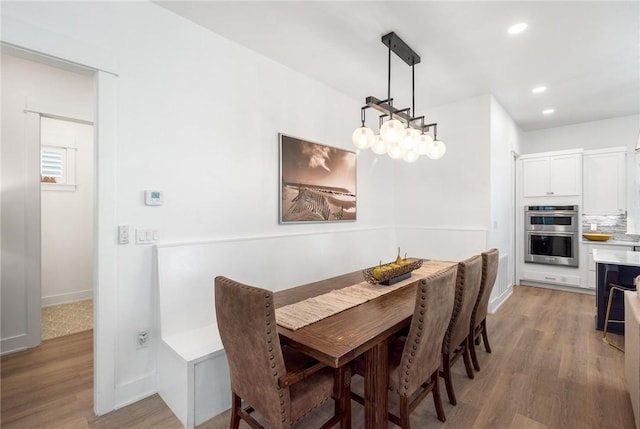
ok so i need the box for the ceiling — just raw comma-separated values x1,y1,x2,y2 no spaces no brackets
156,1,639,131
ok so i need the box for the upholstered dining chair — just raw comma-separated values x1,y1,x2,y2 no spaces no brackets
440,254,483,406
350,265,457,427
215,276,351,429
469,248,499,371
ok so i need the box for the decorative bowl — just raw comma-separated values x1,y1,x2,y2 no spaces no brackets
582,233,613,242
363,259,423,285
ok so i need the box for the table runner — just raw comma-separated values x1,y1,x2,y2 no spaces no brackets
276,260,457,330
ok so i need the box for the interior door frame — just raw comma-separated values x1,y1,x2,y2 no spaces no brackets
1,16,119,415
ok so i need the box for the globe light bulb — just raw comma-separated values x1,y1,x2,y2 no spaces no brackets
416,133,434,155
403,149,419,163
380,119,404,145
428,139,446,160
370,135,387,155
400,128,420,150
351,126,375,149
387,143,403,159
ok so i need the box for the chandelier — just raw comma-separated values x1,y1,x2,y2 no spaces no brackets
352,32,445,162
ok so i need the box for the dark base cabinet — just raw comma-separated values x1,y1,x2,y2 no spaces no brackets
596,263,640,335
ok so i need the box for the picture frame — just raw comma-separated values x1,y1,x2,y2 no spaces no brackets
279,133,357,223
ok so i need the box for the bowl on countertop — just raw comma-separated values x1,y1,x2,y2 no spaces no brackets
582,233,613,242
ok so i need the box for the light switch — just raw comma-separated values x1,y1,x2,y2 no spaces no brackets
135,228,160,245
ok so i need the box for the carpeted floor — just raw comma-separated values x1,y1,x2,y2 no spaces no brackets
41,300,93,340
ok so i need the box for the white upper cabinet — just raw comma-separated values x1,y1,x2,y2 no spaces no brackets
583,147,627,214
522,151,582,197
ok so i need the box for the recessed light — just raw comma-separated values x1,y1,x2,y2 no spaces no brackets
542,109,555,115
532,86,547,94
508,22,528,35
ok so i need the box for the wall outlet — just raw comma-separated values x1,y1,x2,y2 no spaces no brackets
137,329,150,348
590,223,598,231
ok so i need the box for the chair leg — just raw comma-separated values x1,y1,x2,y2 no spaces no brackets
469,332,480,372
399,395,411,429
603,286,625,352
441,353,457,406
431,371,446,422
462,343,474,379
230,393,241,429
481,319,492,353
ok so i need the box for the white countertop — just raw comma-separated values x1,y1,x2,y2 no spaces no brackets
582,239,640,247
593,248,640,267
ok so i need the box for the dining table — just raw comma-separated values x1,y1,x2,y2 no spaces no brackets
274,259,457,429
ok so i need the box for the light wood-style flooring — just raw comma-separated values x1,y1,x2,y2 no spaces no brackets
1,285,635,428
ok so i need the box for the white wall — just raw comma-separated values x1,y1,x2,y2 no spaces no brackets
1,0,397,409
488,96,523,309
489,96,521,251
394,94,492,261
41,117,94,306
522,114,639,154
1,53,94,349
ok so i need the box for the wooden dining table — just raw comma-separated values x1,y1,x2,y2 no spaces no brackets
274,260,456,429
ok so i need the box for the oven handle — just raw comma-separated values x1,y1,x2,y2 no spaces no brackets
527,231,577,238
526,211,578,216
526,212,576,216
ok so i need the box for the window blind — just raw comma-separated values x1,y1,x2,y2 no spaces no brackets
41,149,63,177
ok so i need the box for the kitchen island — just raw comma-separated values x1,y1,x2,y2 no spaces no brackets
593,248,640,335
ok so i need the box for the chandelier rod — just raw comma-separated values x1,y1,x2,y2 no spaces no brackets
387,41,392,118
412,61,415,120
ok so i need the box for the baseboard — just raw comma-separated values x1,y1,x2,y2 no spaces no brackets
1,334,28,356
114,373,157,410
519,281,595,296
41,289,93,307
488,284,513,314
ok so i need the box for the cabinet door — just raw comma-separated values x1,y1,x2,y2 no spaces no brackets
584,151,626,214
549,154,581,196
523,158,549,197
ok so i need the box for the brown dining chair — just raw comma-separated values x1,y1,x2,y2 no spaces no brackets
215,276,351,429
469,248,499,371
351,265,457,427
440,254,483,406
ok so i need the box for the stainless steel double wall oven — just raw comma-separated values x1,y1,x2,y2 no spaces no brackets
524,205,579,267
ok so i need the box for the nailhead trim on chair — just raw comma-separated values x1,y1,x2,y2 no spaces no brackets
444,263,466,354
398,270,451,394
262,290,289,426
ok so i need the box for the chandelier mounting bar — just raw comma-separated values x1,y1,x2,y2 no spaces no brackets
382,32,421,66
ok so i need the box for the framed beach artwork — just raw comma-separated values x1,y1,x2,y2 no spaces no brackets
279,134,356,223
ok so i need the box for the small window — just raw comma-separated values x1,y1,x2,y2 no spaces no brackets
40,117,79,191
40,145,76,190
41,147,65,183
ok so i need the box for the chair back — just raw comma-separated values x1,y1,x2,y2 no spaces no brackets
396,265,457,396
470,248,499,331
443,255,483,354
215,276,290,426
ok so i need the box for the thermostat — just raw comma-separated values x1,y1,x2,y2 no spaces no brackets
144,190,163,206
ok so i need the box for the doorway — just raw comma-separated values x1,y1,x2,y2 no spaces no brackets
0,42,118,414
1,52,96,346
40,116,95,340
